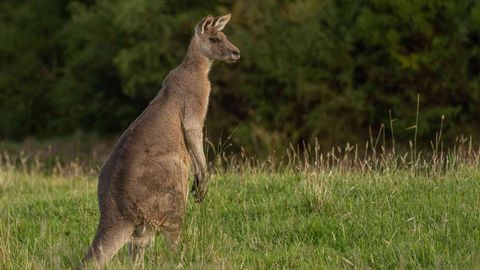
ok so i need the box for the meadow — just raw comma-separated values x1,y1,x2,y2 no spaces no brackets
3,1,480,268
1,141,480,269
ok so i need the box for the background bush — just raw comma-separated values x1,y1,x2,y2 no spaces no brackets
1,0,479,155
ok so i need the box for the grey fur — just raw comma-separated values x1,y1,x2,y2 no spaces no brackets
79,14,239,269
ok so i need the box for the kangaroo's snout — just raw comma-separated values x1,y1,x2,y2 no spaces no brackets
226,48,240,63
231,49,240,59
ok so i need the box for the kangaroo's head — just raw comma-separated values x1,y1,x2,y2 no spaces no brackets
194,14,240,63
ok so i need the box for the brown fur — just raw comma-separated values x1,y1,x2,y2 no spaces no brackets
79,14,239,269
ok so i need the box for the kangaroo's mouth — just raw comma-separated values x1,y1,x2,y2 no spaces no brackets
224,55,240,63
225,57,238,63
223,50,240,63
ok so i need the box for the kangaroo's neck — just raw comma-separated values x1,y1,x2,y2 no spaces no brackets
181,37,212,77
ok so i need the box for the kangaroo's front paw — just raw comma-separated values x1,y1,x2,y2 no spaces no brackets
192,173,208,203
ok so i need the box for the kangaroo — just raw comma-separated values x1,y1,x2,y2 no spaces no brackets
80,14,240,269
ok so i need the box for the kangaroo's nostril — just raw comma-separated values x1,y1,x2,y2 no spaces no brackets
232,50,240,56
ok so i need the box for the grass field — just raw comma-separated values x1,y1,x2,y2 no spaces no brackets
1,152,480,270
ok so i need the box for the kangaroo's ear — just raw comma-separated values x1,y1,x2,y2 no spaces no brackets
195,15,215,35
213,13,231,31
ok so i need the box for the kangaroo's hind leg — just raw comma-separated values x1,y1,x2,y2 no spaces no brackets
80,219,134,269
163,227,182,252
128,224,155,265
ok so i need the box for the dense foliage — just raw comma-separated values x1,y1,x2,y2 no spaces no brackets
1,0,479,154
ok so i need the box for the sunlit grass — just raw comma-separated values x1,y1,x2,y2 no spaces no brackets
1,160,480,269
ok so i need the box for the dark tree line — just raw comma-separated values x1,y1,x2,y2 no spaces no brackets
1,0,479,154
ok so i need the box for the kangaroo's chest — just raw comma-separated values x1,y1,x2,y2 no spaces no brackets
192,80,211,122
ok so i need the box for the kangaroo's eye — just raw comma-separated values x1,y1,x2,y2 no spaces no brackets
209,37,220,43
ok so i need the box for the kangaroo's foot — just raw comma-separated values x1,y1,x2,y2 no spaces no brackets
163,228,181,252
128,224,155,266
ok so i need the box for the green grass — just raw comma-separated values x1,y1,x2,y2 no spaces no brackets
1,167,480,269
